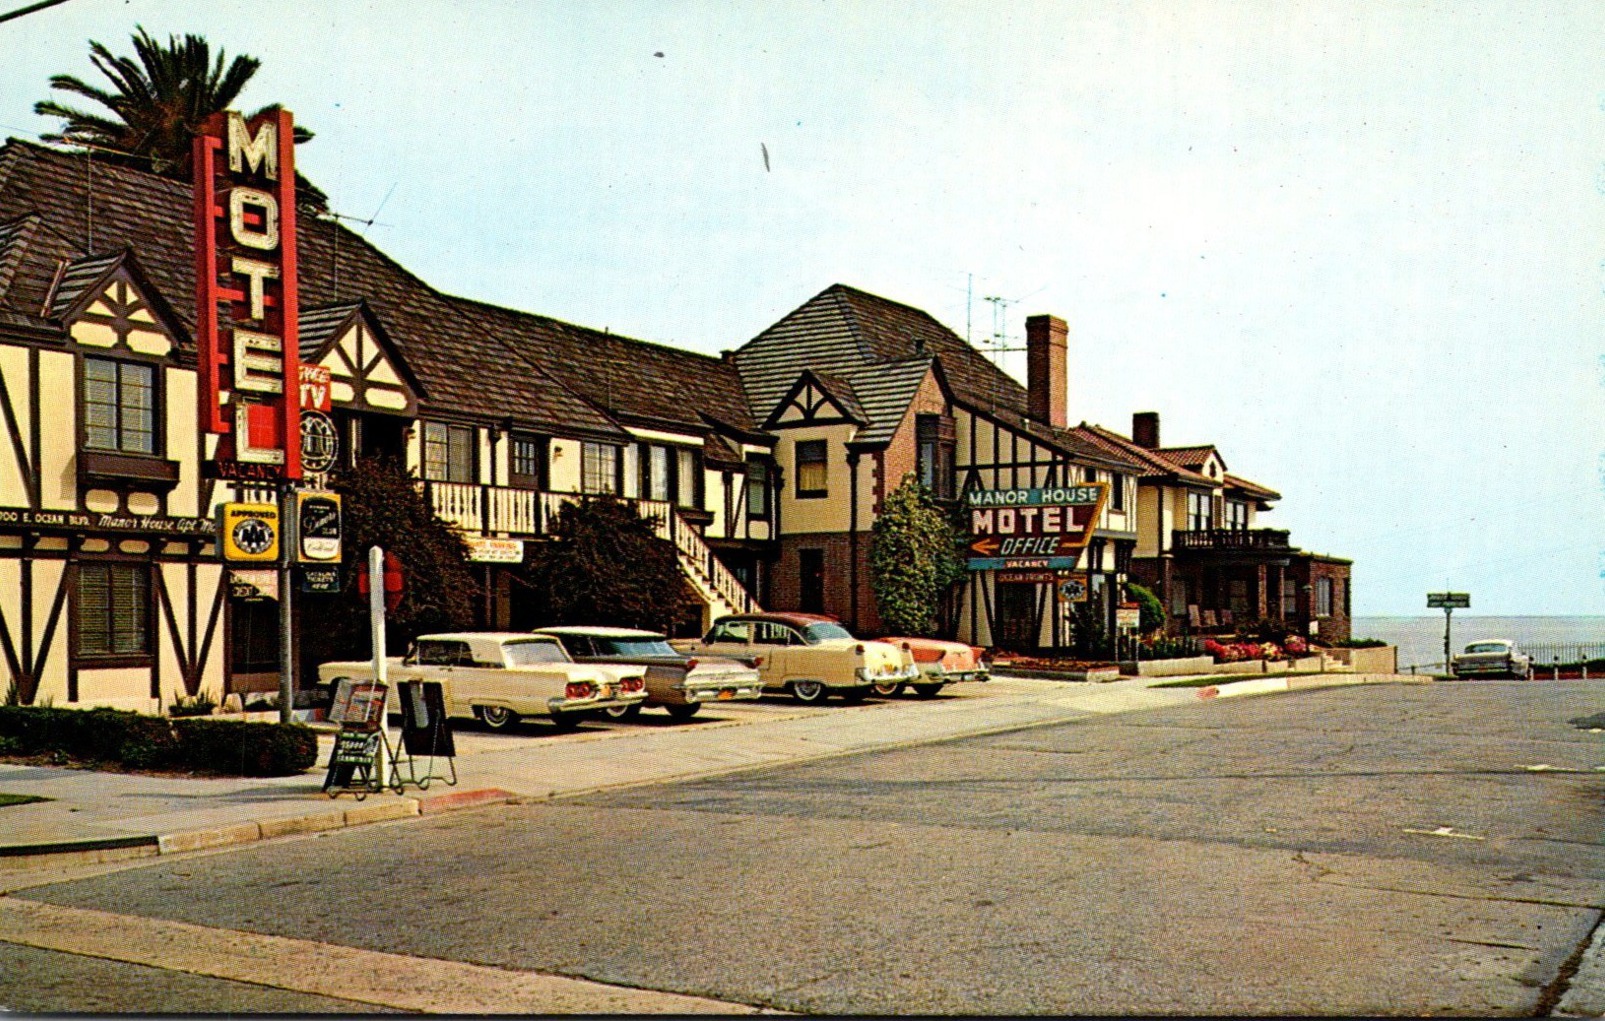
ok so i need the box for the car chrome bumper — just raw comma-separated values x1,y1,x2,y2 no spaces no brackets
546,690,649,713
856,664,920,684
682,682,764,704
921,667,989,682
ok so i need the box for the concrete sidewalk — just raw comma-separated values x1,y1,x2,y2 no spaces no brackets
0,671,1423,868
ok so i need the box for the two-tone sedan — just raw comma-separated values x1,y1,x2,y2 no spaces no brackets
317,632,647,731
534,626,763,720
875,637,989,697
677,613,918,704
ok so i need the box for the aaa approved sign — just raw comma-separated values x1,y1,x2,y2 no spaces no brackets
218,503,280,563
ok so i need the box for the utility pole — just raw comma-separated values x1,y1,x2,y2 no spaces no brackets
1426,591,1470,672
278,483,296,724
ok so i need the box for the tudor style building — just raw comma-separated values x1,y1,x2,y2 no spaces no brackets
0,139,775,711
0,135,1352,711
1074,412,1352,642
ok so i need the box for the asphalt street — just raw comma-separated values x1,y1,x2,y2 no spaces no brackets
4,681,1603,1014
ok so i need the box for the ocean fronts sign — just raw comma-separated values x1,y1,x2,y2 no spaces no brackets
193,108,302,479
966,484,1107,571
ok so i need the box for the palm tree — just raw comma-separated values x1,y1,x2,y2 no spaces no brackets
35,26,325,208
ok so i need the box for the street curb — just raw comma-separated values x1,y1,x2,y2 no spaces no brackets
1196,673,1432,700
0,787,517,868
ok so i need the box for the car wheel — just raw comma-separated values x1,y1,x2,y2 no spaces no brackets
479,705,519,730
911,683,945,698
790,680,828,704
604,703,644,720
549,710,584,730
665,703,701,720
871,681,906,698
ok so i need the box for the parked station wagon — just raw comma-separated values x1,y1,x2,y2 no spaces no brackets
534,626,762,719
875,637,989,697
317,632,647,730
677,613,918,704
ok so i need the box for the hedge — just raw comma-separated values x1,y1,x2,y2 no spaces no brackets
0,706,316,776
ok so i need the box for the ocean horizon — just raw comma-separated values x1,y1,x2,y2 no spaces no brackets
1352,615,1605,671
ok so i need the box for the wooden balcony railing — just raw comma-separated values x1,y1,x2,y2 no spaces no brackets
420,481,758,614
1172,528,1291,552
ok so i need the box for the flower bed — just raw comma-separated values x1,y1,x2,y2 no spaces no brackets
1203,634,1308,664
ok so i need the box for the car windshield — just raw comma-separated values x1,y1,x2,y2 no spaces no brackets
1465,642,1508,653
503,640,569,666
597,639,678,657
802,622,854,644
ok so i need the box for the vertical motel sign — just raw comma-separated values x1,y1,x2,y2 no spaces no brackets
966,483,1108,570
193,109,302,479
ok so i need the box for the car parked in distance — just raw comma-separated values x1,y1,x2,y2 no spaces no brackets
875,637,989,697
1450,639,1533,680
533,626,762,720
317,632,647,731
675,613,918,704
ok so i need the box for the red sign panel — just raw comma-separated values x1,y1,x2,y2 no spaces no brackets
298,364,331,412
192,108,302,479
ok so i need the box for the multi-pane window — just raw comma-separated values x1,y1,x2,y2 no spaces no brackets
795,440,827,498
510,435,545,489
1224,500,1247,530
1186,491,1212,531
916,415,955,500
75,563,149,658
83,358,155,454
1316,577,1333,617
423,422,475,483
646,445,670,501
746,460,770,518
676,448,698,507
582,442,619,494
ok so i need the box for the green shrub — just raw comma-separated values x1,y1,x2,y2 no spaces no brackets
0,706,181,768
0,706,315,776
1126,582,1167,634
1334,637,1387,648
168,690,217,718
174,718,318,776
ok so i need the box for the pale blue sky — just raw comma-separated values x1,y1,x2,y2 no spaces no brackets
2,0,1601,615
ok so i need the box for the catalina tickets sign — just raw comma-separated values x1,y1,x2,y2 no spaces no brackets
192,108,302,478
966,484,1107,571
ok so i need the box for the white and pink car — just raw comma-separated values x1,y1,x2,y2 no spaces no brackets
875,637,989,697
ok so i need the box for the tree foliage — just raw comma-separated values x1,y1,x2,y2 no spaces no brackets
1126,581,1167,634
521,496,689,632
869,474,967,636
298,458,478,671
35,26,326,208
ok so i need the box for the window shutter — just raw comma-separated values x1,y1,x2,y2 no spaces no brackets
77,566,112,656
110,566,149,655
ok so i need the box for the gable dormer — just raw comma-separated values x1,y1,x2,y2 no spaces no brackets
299,301,420,416
53,250,182,360
763,370,865,429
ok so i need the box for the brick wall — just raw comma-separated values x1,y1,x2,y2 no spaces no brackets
771,532,884,635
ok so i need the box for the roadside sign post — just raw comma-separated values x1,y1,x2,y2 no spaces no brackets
1426,592,1471,673
369,545,394,786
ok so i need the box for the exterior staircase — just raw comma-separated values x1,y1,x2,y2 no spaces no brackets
635,500,759,629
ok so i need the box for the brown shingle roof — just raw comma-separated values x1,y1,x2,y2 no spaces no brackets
447,295,757,437
0,139,626,439
1156,445,1220,471
1224,473,1281,501
1074,424,1216,485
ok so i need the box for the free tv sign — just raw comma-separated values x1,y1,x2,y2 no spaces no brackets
192,108,302,478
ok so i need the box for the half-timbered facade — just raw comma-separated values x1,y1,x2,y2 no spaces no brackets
1075,412,1353,642
729,284,1147,650
0,139,777,709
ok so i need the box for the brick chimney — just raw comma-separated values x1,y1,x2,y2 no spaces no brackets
1025,314,1068,429
1132,411,1160,449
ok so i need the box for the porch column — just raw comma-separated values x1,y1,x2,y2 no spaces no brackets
1255,564,1267,619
